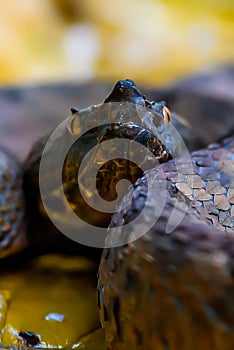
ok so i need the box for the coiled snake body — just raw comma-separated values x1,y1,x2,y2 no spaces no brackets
0,79,233,349
98,136,234,350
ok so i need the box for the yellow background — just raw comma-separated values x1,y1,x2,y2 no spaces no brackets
0,0,233,85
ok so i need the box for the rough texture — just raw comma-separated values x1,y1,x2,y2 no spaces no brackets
98,137,234,350
0,146,26,259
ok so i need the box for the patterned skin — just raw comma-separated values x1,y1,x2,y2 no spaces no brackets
98,136,234,350
0,79,233,348
22,80,171,248
0,147,26,258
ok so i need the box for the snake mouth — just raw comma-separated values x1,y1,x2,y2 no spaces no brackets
97,122,170,163
39,79,174,237
62,119,171,229
67,98,172,163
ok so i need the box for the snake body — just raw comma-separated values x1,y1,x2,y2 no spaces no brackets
0,147,26,258
98,136,234,349
22,79,171,249
0,78,233,349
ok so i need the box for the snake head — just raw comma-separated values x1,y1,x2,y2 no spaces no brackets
104,79,171,126
104,79,146,106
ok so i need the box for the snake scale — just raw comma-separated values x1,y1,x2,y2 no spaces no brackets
0,77,233,349
98,136,234,350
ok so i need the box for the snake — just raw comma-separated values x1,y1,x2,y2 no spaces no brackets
0,79,233,349
98,136,234,350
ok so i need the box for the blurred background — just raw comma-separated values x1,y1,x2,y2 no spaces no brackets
0,0,233,87
0,2,233,348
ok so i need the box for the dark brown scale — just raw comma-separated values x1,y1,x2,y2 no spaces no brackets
104,79,146,106
22,79,233,258
23,79,171,240
98,136,234,350
0,77,233,348
0,146,26,259
98,123,169,162
62,121,169,227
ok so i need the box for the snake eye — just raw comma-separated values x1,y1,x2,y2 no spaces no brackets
67,115,81,135
162,106,171,126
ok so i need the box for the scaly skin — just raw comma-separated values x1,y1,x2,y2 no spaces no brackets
0,78,233,348
22,79,171,249
98,136,234,350
0,79,171,258
0,146,26,258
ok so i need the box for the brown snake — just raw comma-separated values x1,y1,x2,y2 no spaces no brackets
0,78,233,349
98,136,234,349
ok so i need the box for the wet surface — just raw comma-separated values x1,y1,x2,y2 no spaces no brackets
0,254,99,348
